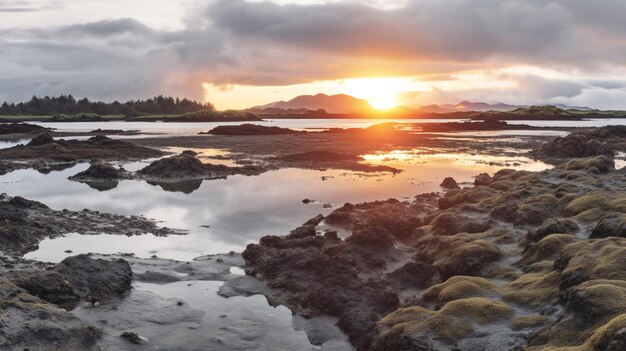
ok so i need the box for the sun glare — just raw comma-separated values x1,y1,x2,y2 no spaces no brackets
368,96,398,110
343,77,412,110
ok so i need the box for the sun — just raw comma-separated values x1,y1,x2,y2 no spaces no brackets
342,77,411,111
368,96,398,110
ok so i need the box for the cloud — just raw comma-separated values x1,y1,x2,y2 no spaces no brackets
2,0,626,108
0,0,59,12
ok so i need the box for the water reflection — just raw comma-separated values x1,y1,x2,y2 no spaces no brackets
12,149,552,263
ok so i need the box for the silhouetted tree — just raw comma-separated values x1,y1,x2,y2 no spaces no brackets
0,95,215,116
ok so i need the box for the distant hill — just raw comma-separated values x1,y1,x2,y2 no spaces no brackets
418,100,590,113
250,94,591,116
251,93,374,114
418,101,519,113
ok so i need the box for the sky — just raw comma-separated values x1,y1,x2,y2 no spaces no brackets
2,0,626,110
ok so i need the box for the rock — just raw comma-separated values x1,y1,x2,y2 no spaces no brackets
54,254,132,301
437,186,500,210
13,254,132,308
385,261,441,289
202,124,302,135
181,149,198,156
527,218,579,243
138,152,262,180
139,153,213,179
286,225,317,239
27,132,55,146
120,332,144,344
556,155,615,174
325,199,426,241
532,126,626,161
69,163,126,181
303,214,325,226
590,215,626,238
0,122,48,135
0,133,166,162
372,298,515,351
440,177,460,189
474,172,492,186
0,281,101,350
0,194,181,254
430,211,492,235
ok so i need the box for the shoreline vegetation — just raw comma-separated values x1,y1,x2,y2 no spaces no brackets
3,96,626,122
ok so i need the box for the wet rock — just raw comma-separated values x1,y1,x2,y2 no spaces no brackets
437,186,500,210
27,132,55,146
440,177,460,190
120,331,144,344
590,215,626,238
532,126,626,161
243,229,399,350
286,225,317,239
69,163,127,181
430,211,492,235
13,255,132,308
181,149,198,156
527,218,579,243
303,214,325,226
139,153,215,179
0,281,101,350
556,155,615,174
385,261,441,289
372,298,515,351
474,172,492,186
0,194,182,254
138,152,263,181
0,122,49,135
414,235,502,279
54,254,132,302
325,199,425,241
0,133,166,162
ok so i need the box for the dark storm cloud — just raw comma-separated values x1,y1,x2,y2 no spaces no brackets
205,0,612,66
2,0,626,108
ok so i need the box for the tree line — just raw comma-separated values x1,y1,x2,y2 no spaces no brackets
0,95,215,116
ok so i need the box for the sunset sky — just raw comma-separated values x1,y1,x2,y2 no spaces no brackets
3,0,626,110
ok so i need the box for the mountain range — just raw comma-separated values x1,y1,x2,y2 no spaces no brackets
250,93,588,114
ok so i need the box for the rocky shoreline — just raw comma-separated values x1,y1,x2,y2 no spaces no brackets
242,154,626,350
1,122,626,350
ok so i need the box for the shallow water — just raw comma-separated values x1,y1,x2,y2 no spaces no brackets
30,117,626,140
73,280,352,351
9,150,551,263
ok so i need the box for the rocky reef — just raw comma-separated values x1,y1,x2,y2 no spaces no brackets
243,154,626,350
201,123,303,135
0,133,166,173
0,122,49,135
532,125,626,161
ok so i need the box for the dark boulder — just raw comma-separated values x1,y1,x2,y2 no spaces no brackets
27,132,55,146
590,216,626,238
440,177,460,190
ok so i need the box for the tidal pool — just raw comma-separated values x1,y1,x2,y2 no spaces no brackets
8,150,552,263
